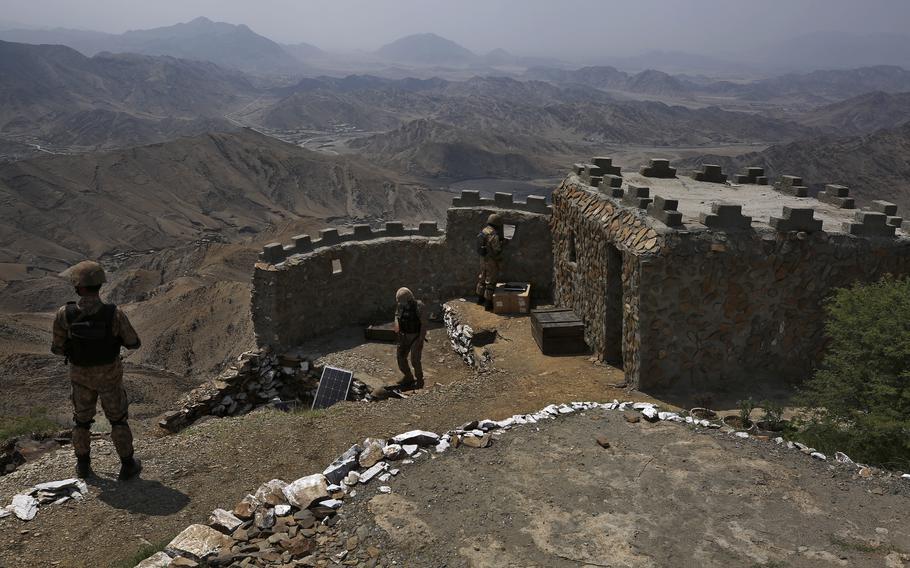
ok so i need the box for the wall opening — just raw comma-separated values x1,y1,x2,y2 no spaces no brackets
568,232,577,264
604,243,623,364
332,259,343,275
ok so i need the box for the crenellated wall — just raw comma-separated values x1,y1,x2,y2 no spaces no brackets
555,162,910,394
252,195,553,351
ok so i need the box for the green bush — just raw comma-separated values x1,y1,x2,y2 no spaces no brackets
0,408,60,443
796,276,910,470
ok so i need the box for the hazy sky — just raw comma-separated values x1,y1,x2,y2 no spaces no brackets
3,0,910,60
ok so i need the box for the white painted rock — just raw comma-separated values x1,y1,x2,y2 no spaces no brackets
811,452,827,461
166,524,232,561
401,444,419,456
378,486,392,494
641,407,659,422
135,551,174,568
358,438,387,468
323,456,358,485
209,508,243,533
835,452,854,465
282,474,329,509
343,471,360,486
632,402,655,411
391,430,440,447
383,444,404,460
435,440,450,453
774,437,785,445
359,462,389,484
11,494,38,521
274,504,291,516
0,507,10,520
734,432,750,439
319,499,343,510
253,479,289,506
31,479,86,494
901,474,910,480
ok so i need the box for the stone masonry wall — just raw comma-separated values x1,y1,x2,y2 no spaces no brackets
252,201,552,351
550,178,666,386
639,229,910,393
553,171,910,394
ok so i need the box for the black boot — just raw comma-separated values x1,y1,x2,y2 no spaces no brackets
484,300,494,312
76,455,93,479
118,455,142,481
476,295,485,305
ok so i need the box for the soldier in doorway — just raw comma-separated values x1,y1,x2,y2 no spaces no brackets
394,287,427,390
51,261,143,480
476,213,506,311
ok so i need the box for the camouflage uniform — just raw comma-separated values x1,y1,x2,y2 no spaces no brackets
52,295,141,459
395,289,427,389
476,224,505,303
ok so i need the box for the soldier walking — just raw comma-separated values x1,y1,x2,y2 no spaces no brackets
394,287,427,390
476,213,506,311
52,261,143,480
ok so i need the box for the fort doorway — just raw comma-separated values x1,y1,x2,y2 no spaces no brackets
604,244,623,364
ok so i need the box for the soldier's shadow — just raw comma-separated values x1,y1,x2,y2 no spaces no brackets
87,476,190,516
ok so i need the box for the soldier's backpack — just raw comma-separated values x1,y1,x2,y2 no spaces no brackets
476,230,488,257
397,300,422,334
64,303,122,367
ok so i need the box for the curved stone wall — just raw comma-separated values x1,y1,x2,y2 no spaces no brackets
252,196,553,351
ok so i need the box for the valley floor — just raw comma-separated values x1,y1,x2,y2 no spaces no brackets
0,305,907,567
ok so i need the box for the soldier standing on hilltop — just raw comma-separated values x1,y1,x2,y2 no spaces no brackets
476,213,506,311
394,287,427,391
51,261,143,480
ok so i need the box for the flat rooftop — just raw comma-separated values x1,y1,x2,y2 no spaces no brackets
619,172,907,236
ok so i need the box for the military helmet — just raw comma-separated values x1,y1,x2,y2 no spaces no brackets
395,287,414,303
487,213,503,226
65,260,107,287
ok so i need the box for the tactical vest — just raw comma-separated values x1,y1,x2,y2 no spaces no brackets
65,302,122,367
397,301,422,334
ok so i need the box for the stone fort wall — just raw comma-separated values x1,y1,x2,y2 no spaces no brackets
252,193,553,351
554,172,910,393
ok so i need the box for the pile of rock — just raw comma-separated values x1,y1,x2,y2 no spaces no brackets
0,478,87,521
443,304,477,367
136,430,445,567
134,397,910,566
159,348,369,433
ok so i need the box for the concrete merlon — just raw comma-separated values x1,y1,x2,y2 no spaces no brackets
319,229,341,245
855,210,887,226
589,176,603,188
770,206,823,233
872,200,898,216
604,175,623,188
262,243,286,264
887,216,903,228
652,195,678,211
353,224,373,239
650,159,670,168
494,192,515,207
746,167,765,177
292,234,313,253
780,175,804,186
627,184,650,198
572,163,586,175
418,221,439,236
702,164,722,174
584,164,604,178
385,221,406,236
526,195,549,213
455,190,482,207
700,202,752,230
825,184,850,197
592,157,613,169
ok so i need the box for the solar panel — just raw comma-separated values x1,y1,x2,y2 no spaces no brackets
312,366,354,410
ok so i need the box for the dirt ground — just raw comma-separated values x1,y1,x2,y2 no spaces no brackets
0,305,906,567
345,411,910,567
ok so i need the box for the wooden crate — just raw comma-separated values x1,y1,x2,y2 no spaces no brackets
364,322,397,342
493,282,530,314
531,308,588,356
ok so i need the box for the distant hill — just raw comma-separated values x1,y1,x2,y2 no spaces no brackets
761,31,910,71
0,40,254,149
741,66,910,102
282,41,325,62
0,17,302,74
683,123,910,210
799,91,910,135
0,128,448,272
525,66,691,98
349,118,572,179
375,33,478,66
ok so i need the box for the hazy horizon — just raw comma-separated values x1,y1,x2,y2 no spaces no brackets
3,0,910,63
